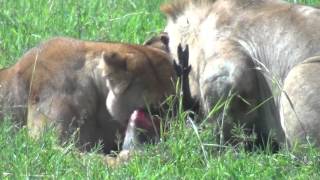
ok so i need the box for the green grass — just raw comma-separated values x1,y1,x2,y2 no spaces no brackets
1,0,320,179
1,115,320,179
0,0,165,67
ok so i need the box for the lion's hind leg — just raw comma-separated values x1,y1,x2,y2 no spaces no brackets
281,56,320,147
26,96,87,145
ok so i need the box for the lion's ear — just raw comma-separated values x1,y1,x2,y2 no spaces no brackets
144,32,170,53
144,32,169,46
103,52,127,70
160,33,169,46
99,52,133,95
98,52,128,77
160,4,177,20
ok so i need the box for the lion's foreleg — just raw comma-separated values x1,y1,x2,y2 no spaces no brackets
199,52,259,147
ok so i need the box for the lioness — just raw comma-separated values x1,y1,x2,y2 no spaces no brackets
161,0,320,148
0,37,175,153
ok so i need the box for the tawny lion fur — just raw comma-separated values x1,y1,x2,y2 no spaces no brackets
162,0,320,147
0,37,175,153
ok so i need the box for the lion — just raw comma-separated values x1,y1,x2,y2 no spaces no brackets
0,37,176,153
161,0,320,148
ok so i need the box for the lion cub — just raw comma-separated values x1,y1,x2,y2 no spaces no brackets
0,37,176,153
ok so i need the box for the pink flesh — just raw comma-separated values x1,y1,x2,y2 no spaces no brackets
129,109,159,131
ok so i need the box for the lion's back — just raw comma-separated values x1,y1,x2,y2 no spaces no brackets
0,37,87,124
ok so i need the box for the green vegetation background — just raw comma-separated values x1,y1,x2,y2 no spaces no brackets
0,0,320,179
